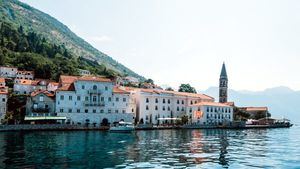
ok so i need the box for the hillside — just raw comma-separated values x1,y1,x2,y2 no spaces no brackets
0,0,144,80
203,86,300,121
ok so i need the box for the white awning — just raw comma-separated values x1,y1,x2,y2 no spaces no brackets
24,116,67,121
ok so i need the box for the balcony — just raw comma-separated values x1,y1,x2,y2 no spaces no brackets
31,108,50,113
84,102,105,107
87,89,102,94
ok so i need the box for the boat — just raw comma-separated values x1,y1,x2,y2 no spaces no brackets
109,122,135,132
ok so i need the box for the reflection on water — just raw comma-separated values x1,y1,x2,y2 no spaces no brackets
0,126,299,169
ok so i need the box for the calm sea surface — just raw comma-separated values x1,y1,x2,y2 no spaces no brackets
0,125,299,169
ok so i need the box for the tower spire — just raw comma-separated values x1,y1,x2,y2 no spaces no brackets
220,62,227,78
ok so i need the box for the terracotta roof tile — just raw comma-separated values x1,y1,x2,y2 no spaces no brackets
113,87,130,94
0,87,8,94
192,102,231,107
31,90,55,98
0,78,5,83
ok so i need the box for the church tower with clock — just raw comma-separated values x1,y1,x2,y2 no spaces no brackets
219,62,228,103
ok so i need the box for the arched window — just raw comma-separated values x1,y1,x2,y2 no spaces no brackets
155,98,158,103
93,85,97,90
163,99,165,103
146,105,149,110
146,98,149,103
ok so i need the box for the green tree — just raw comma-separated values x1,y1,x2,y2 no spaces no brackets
145,78,154,84
165,87,174,91
178,84,197,93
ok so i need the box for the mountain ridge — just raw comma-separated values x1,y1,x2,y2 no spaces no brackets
0,0,144,80
202,86,300,120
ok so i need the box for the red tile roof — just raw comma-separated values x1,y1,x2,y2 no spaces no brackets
192,102,231,107
31,90,55,98
77,76,112,82
0,78,5,83
123,87,214,101
0,87,8,94
243,107,268,112
60,75,79,84
113,87,130,94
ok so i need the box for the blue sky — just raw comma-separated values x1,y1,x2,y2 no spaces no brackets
21,0,300,91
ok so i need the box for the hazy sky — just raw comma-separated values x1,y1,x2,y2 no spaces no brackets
21,0,300,91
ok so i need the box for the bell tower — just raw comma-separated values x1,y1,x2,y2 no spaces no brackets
219,62,228,103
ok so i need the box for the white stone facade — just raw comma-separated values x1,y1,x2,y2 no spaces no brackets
13,81,33,94
15,71,34,81
188,102,233,125
0,66,17,78
0,92,8,123
131,88,215,125
55,76,136,125
78,69,91,76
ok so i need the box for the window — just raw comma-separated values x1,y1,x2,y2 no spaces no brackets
2,98,5,102
146,105,149,110
177,107,179,111
122,110,126,113
189,108,192,113
168,99,170,104
105,86,108,91
168,106,170,111
68,109,72,113
182,100,184,104
93,85,97,90
77,96,81,101
39,96,44,102
190,101,193,105
60,95,64,100
93,96,97,102
101,97,104,101
93,109,96,113
195,101,198,104
69,96,72,101
60,109,64,113
108,109,111,113
181,107,184,111
115,110,119,113
82,85,85,89
85,97,89,101
85,109,88,113
155,106,158,110
100,109,104,113
132,109,134,113
123,98,126,102
162,106,165,111
116,97,119,102
146,98,149,103
163,99,165,104
77,109,80,113
108,97,112,102
177,100,179,104
155,98,158,103
207,107,209,112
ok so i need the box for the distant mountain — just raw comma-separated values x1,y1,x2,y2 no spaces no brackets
202,86,300,121
0,0,144,80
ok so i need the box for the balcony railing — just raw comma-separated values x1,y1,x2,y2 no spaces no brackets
31,108,50,113
84,102,105,107
87,89,102,94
